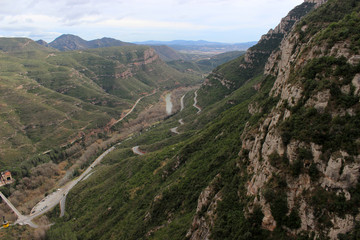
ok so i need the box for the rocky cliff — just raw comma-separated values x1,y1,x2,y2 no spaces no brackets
198,1,317,107
196,0,360,239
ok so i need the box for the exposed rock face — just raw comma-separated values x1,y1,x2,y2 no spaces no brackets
305,90,331,113
237,0,357,238
352,74,360,96
203,73,234,89
192,0,359,239
321,152,360,190
241,1,312,73
186,175,222,240
114,48,161,79
133,48,160,66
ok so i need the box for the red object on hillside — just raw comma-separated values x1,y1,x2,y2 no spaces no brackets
0,171,13,186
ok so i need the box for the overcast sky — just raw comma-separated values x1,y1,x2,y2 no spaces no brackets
0,0,304,43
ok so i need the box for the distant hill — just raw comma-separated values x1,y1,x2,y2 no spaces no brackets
150,45,190,62
135,40,257,53
47,34,134,51
167,50,246,74
195,51,246,72
0,38,51,52
35,39,50,48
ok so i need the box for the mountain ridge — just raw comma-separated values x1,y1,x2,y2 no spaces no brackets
43,34,134,51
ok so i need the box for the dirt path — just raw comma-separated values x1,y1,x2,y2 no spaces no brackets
170,93,187,135
114,89,157,126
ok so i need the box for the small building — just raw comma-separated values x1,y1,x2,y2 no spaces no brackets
0,171,13,186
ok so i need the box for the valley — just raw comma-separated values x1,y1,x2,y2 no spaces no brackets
2,0,360,239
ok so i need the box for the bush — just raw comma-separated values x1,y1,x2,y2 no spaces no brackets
285,209,302,229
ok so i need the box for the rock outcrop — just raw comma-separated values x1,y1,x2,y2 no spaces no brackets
194,0,360,239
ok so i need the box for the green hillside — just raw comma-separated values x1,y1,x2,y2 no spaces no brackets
45,0,360,239
0,38,200,168
167,51,245,75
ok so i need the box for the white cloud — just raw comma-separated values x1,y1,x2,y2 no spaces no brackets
0,0,304,42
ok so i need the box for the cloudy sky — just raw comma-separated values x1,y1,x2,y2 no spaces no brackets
0,0,303,43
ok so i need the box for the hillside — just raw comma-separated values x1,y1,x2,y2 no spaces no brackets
148,45,190,62
0,38,200,168
45,34,134,51
197,0,317,107
165,51,245,76
43,0,360,239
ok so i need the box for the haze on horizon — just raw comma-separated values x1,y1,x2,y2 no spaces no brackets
0,0,303,43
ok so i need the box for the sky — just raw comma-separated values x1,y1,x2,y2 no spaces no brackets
0,0,304,43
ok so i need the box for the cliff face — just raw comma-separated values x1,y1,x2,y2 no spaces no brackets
240,0,360,238
198,1,317,107
195,0,360,239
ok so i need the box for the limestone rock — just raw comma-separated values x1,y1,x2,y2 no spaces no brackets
348,55,360,66
328,215,354,239
305,90,331,113
186,175,222,240
352,74,360,96
322,152,360,189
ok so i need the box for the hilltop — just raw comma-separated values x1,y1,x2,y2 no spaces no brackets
38,34,134,51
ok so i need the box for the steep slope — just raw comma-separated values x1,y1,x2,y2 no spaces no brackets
45,0,360,239
198,0,317,107
241,0,360,238
167,51,246,76
48,34,134,51
149,45,189,62
195,51,246,73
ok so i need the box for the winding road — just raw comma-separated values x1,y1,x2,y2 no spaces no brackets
0,91,153,228
132,146,145,155
170,93,186,135
0,88,200,229
193,90,201,114
114,89,157,126
180,93,186,111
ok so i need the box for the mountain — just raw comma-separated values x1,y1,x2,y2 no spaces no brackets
48,34,134,51
136,40,257,53
197,0,318,107
149,45,189,62
45,0,360,239
2,0,360,239
35,39,50,48
167,50,246,74
0,38,200,168
195,51,246,72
